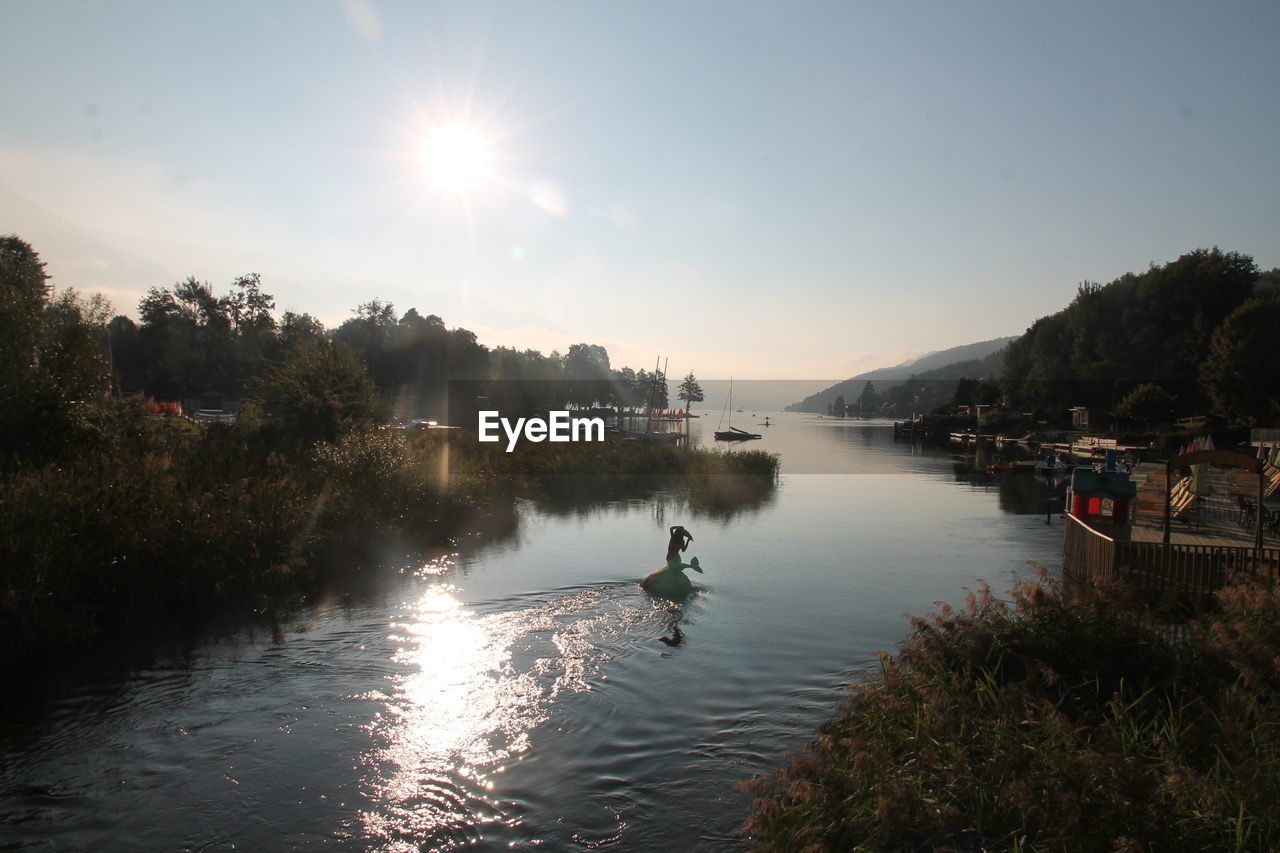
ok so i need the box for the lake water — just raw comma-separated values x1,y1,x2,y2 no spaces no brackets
0,415,1066,851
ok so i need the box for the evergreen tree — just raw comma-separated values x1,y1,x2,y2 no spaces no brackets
677,372,705,414
856,381,881,414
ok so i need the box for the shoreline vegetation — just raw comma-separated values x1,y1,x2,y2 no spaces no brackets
741,569,1280,851
7,233,1280,846
790,249,1279,427
1,233,777,672
0,405,779,672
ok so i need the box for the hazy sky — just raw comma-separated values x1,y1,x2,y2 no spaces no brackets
3,1,1278,381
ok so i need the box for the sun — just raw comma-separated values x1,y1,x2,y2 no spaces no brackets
421,124,494,192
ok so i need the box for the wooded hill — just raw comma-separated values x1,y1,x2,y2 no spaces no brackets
788,248,1279,426
784,337,1013,414
1002,248,1278,424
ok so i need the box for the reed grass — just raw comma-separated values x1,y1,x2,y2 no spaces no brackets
741,569,1280,852
0,405,778,667
441,432,779,510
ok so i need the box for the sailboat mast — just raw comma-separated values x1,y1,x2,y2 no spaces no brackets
662,357,669,418
646,356,661,434
727,377,735,429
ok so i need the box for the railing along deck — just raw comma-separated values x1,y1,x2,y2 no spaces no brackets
1062,514,1280,606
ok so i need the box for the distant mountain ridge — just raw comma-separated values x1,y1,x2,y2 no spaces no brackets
784,336,1015,413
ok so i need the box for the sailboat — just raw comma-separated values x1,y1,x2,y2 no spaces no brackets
714,378,761,441
618,357,686,444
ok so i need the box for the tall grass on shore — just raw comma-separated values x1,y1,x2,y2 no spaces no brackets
0,419,442,657
1,406,778,668
441,432,780,510
741,569,1280,852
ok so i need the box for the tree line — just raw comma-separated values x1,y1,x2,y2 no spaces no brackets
825,248,1278,428
2,234,712,461
1000,248,1279,426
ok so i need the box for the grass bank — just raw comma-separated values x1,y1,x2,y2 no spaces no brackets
442,430,780,510
742,570,1280,852
1,404,778,671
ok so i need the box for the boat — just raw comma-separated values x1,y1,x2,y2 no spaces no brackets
714,379,761,441
615,356,688,444
1034,453,1068,474
715,426,762,441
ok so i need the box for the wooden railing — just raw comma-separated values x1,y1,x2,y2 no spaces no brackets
1062,514,1280,606
1062,514,1116,587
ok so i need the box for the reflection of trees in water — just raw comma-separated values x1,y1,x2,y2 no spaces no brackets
997,474,1066,516
948,446,1067,516
524,475,779,522
312,475,776,606
953,461,998,488
273,476,777,630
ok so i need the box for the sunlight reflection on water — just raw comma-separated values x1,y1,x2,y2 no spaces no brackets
358,579,670,849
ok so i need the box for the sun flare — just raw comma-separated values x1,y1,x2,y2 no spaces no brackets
421,125,493,192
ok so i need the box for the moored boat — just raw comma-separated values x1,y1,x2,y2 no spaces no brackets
714,426,762,441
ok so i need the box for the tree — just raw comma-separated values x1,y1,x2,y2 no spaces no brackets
610,366,638,412
0,234,49,378
830,395,847,417
0,237,112,460
107,315,146,393
1114,383,1176,431
253,339,383,443
954,376,1001,409
563,343,612,408
226,273,277,386
486,346,561,418
856,381,881,414
1200,296,1280,424
333,300,399,390
137,276,241,396
276,311,326,355
633,368,668,410
226,273,276,334
1001,248,1259,421
677,372,704,414
40,287,113,406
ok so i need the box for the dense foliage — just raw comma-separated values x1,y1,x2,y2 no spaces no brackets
1002,249,1273,424
0,233,708,461
0,235,112,460
743,571,1280,851
792,248,1276,427
0,235,768,668
1199,296,1280,424
111,274,685,424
